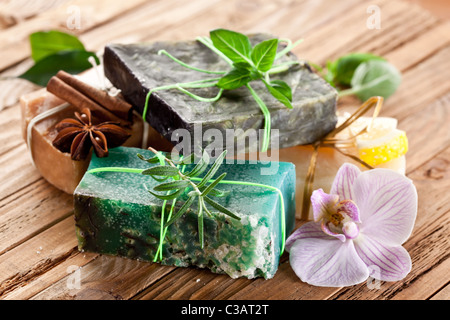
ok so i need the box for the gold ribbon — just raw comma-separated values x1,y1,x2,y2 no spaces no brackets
300,96,384,220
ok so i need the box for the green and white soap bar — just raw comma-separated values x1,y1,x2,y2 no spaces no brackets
74,147,296,279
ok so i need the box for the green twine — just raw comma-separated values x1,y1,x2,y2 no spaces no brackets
87,165,286,259
140,38,274,152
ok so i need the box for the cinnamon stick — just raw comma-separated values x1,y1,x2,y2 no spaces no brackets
55,70,133,121
46,72,132,127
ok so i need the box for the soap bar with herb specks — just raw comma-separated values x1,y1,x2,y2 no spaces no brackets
103,34,338,152
74,147,296,279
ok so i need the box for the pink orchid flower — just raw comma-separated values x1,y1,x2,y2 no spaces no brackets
286,163,418,287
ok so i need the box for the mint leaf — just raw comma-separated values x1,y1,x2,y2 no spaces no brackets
269,80,292,101
346,59,401,101
210,29,252,64
263,79,293,109
232,62,252,70
19,50,99,86
29,30,86,62
251,39,278,72
217,68,252,90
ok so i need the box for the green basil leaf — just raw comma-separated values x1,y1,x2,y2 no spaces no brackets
263,79,293,109
19,50,99,86
29,30,86,62
269,80,292,101
210,29,252,64
217,68,252,90
232,62,252,70
251,39,278,72
333,52,385,86
349,60,401,101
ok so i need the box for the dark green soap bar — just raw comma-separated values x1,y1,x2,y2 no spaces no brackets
73,147,296,279
103,34,338,152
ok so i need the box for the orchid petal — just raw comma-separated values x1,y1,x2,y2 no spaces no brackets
330,163,361,201
285,221,334,251
353,168,418,245
321,221,346,242
311,189,339,222
289,226,369,287
354,234,411,281
337,199,361,223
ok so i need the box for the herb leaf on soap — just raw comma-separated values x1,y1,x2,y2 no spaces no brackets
216,67,253,90
140,147,240,250
209,29,253,64
145,28,304,152
251,38,279,72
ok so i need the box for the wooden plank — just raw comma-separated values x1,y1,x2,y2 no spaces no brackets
79,0,234,48
30,255,176,300
344,3,440,57
140,0,366,42
2,249,95,300
0,0,150,72
139,0,302,41
0,0,71,29
384,20,450,72
430,282,450,300
0,99,24,155
0,217,78,298
393,256,450,300
0,144,42,201
0,56,38,111
286,0,438,65
401,92,450,174
245,0,366,37
383,46,450,123
0,178,73,254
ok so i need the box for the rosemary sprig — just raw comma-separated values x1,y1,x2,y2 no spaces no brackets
142,28,303,152
139,147,240,249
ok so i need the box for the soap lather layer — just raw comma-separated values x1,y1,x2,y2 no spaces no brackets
74,147,296,279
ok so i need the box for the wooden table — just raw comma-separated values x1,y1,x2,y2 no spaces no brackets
0,0,449,300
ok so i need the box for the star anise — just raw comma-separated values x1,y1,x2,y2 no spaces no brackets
52,107,131,161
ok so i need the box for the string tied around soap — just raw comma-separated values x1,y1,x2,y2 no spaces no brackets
86,160,287,262
300,96,384,220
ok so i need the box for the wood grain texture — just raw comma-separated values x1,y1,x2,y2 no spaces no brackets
0,0,449,300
